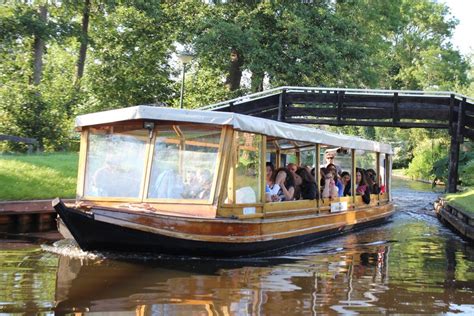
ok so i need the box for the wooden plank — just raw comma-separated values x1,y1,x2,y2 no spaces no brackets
393,92,399,123
376,152,381,201
140,126,155,201
209,127,226,206
351,149,356,206
264,200,316,213
284,118,449,129
277,89,286,122
457,98,466,143
385,154,391,200
76,128,89,198
285,106,449,121
337,90,344,124
0,199,74,215
216,126,234,206
449,94,455,135
315,144,321,212
260,135,267,203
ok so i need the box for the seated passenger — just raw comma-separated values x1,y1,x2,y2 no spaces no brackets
287,163,302,199
296,167,318,200
196,169,212,199
365,168,381,194
326,163,343,197
322,171,338,199
266,162,275,187
340,171,352,196
356,168,371,204
271,167,295,201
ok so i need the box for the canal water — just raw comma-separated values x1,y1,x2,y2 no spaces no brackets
1,178,473,315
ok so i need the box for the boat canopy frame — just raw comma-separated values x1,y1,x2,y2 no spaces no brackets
75,106,393,154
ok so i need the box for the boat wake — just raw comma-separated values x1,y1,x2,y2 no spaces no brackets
41,239,104,260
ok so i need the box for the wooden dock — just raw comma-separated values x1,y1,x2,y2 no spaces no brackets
0,199,74,232
434,198,474,241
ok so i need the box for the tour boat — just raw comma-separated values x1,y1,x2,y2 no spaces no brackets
53,105,394,257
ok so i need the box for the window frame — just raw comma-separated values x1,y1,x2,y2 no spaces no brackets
78,123,225,205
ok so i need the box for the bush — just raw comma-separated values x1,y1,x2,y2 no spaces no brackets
406,139,447,181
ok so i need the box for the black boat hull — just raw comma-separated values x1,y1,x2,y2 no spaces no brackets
54,200,392,257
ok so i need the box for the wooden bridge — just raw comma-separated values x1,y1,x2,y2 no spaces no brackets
201,86,474,193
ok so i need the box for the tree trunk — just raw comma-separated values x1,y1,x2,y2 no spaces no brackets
76,0,91,84
31,5,47,86
225,48,243,91
251,71,264,92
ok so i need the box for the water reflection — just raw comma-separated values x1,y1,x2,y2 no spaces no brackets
1,179,474,315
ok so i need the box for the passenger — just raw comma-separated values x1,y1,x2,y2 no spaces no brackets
323,151,342,175
195,169,212,199
287,163,298,173
326,163,344,197
266,162,275,187
322,171,338,199
356,168,371,204
287,163,302,199
365,168,381,194
340,171,351,196
319,167,327,188
271,167,295,201
265,162,280,201
296,167,318,200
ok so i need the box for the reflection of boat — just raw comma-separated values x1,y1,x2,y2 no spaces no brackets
54,106,394,256
54,255,295,314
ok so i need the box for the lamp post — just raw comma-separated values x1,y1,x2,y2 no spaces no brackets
177,52,194,109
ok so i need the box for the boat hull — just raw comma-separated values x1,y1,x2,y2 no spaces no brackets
54,200,394,257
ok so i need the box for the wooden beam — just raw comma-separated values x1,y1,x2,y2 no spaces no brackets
337,90,344,125
285,118,449,129
393,92,399,124
457,98,466,144
351,149,356,207
277,89,286,122
0,134,38,144
449,94,455,135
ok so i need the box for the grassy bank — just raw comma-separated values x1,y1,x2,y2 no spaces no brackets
0,153,78,201
445,188,474,215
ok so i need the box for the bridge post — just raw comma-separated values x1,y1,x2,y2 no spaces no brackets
277,89,286,122
447,96,465,193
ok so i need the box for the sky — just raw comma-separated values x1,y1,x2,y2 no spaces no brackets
443,0,474,56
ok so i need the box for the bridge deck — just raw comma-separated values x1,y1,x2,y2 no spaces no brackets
201,86,473,193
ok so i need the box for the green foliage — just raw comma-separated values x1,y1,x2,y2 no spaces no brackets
406,138,448,181
0,153,78,200
0,0,472,163
81,3,173,112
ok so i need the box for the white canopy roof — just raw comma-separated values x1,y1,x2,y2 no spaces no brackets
75,106,393,154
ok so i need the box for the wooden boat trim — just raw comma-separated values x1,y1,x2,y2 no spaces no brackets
91,204,394,243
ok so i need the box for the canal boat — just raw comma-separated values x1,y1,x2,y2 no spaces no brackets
53,105,394,257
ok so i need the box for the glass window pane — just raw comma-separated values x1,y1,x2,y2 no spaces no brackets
235,132,262,204
147,125,221,200
300,149,315,167
84,127,147,198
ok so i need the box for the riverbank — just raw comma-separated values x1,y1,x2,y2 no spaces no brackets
434,188,474,241
0,153,78,200
445,188,474,216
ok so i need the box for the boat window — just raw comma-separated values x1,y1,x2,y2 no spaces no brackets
300,148,315,168
235,132,262,204
84,126,148,198
147,125,221,201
